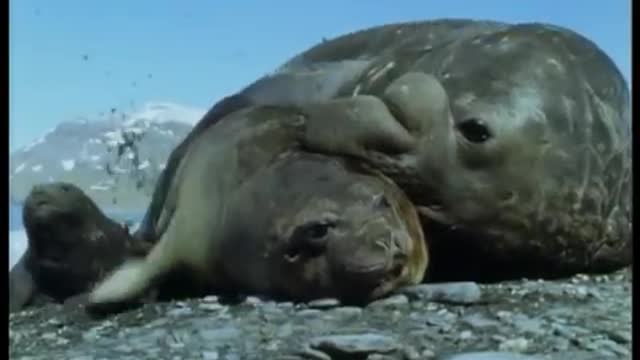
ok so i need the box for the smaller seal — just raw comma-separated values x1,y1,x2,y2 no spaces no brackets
9,182,150,312
87,135,428,309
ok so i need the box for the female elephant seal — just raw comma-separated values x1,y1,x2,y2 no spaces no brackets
88,104,427,310
140,19,629,281
9,182,150,312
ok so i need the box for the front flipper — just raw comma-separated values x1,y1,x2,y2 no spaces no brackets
382,72,451,136
9,252,37,313
300,95,417,158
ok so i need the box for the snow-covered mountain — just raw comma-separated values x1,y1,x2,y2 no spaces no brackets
9,102,205,212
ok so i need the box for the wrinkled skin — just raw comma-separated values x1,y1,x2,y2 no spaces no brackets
217,151,427,303
87,105,427,311
138,19,630,281
9,183,149,312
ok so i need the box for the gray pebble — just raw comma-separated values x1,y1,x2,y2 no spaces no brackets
309,333,399,356
166,307,192,317
368,294,409,308
461,313,500,329
437,352,543,360
330,306,363,318
297,309,323,317
307,298,341,309
398,282,482,304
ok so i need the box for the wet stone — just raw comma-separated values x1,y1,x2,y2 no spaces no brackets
398,282,482,304
308,333,400,357
437,352,544,360
461,313,500,329
368,294,409,308
307,298,341,309
330,306,363,318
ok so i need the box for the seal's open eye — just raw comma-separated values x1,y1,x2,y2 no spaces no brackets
284,221,334,262
457,117,492,143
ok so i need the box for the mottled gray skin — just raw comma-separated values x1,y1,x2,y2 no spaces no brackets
9,183,150,313
139,19,630,281
88,104,428,310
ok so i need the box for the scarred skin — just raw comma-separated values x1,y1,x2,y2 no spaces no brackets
137,19,630,281
87,104,428,310
9,183,151,313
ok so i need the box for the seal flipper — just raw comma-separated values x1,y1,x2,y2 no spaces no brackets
88,215,181,312
301,95,416,158
136,93,254,244
9,252,37,312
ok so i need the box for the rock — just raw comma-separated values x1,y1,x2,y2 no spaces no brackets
330,306,363,318
460,313,500,329
368,294,410,308
437,352,543,359
303,334,400,359
307,298,341,309
398,282,482,304
498,337,529,352
8,270,631,359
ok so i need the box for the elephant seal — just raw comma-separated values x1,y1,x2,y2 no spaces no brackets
141,19,630,281
9,182,150,312
87,104,428,310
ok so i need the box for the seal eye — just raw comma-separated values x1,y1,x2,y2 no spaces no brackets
457,118,492,143
308,223,330,239
373,194,391,209
285,222,333,262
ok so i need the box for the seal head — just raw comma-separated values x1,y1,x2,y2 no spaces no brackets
219,152,428,304
17,182,137,304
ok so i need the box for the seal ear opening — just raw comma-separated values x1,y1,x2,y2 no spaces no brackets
284,222,333,262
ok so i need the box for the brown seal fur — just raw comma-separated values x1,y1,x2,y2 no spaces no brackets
9,182,150,312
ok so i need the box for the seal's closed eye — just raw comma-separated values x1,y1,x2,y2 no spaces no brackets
285,221,334,262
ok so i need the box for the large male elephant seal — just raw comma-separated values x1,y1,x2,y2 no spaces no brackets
138,19,631,281
88,104,428,309
9,182,151,312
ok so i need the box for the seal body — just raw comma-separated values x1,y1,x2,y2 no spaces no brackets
9,183,148,312
151,19,630,281
88,104,428,308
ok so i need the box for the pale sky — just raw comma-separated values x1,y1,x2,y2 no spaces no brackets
9,0,631,151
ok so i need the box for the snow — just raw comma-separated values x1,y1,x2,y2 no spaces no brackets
90,184,111,191
61,159,76,171
31,164,43,172
158,162,167,171
90,155,101,162
9,230,28,269
19,127,54,153
127,126,145,135
14,163,26,174
103,130,125,147
137,160,150,170
112,165,128,174
157,128,175,137
123,102,205,126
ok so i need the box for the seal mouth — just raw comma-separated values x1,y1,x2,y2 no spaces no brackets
337,258,407,303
